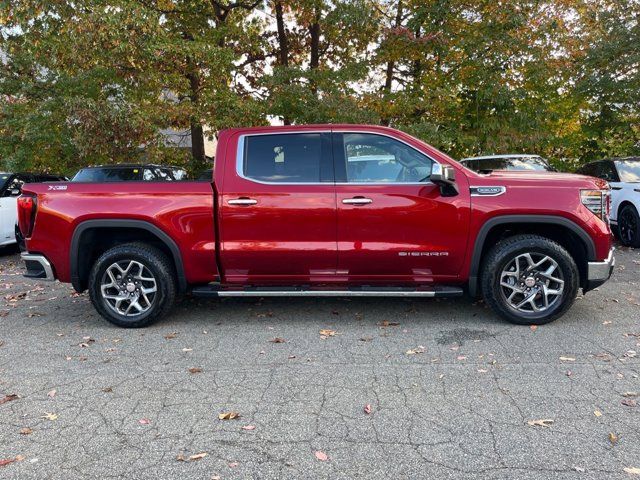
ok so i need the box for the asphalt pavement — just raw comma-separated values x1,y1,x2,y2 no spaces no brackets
0,245,639,479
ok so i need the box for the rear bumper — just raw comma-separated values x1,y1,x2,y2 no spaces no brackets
21,253,56,281
584,247,615,292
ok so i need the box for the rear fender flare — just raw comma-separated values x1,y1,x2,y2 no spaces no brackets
70,219,186,293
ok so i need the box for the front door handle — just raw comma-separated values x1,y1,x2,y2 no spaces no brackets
228,197,258,206
342,197,373,205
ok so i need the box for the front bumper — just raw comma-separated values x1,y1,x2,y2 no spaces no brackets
584,247,615,292
21,253,56,281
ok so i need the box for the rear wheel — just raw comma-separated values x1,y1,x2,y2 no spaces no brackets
481,235,579,325
88,243,177,328
618,204,640,247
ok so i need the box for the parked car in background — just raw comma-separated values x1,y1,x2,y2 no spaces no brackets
72,164,188,182
576,157,640,247
18,125,614,328
0,172,67,249
460,154,556,173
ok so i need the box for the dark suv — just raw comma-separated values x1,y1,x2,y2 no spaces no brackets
72,164,188,182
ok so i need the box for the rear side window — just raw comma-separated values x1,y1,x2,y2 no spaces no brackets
242,133,326,183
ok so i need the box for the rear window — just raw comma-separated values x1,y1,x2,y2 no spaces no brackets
73,168,141,182
242,133,324,183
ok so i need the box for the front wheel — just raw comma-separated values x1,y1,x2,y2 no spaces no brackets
88,243,177,328
481,235,579,325
617,204,640,247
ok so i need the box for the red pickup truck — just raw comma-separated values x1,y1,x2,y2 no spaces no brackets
18,125,615,327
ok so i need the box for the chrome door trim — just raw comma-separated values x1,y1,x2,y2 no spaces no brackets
342,198,373,205
235,130,441,187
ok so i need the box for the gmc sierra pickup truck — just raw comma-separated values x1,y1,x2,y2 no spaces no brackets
18,125,615,327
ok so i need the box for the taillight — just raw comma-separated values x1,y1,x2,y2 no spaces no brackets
17,194,37,238
580,189,610,222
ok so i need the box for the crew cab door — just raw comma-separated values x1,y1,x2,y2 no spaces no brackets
333,131,470,283
219,130,337,284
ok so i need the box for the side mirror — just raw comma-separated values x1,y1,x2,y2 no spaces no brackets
10,189,21,197
430,163,458,197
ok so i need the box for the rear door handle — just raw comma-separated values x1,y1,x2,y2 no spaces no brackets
342,197,373,205
228,197,258,206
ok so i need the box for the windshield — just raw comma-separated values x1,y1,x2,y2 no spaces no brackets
464,156,552,172
615,160,640,183
0,173,10,191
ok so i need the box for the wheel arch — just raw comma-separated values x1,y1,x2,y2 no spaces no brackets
468,215,596,297
70,219,187,293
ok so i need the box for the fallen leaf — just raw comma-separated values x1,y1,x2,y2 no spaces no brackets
530,325,538,331
364,404,372,414
164,332,178,340
19,428,32,435
609,432,618,445
176,454,185,462
559,356,575,362
621,399,637,408
406,346,425,355
457,355,467,361
42,412,58,421
101,387,113,393
269,337,286,343
0,394,18,405
138,418,151,425
360,336,373,342
241,425,256,430
594,410,602,417
182,348,193,352
188,367,202,374
228,462,239,468
314,451,328,461
47,389,56,398
603,320,612,325
379,320,400,327
319,329,336,337
189,452,207,461
624,467,640,475
218,411,240,420
0,456,24,467
623,392,638,397
477,369,488,373
624,350,637,358
527,419,554,428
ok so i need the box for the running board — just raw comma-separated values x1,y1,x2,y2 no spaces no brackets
190,285,464,298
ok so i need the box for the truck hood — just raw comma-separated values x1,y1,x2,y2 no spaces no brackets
474,170,609,189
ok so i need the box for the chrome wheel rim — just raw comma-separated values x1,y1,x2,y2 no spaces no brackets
101,260,157,317
499,252,564,314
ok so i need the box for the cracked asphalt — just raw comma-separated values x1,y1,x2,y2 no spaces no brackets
1,245,639,479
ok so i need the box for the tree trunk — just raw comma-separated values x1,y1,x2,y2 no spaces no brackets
275,0,291,125
308,6,321,94
187,69,206,166
381,0,403,126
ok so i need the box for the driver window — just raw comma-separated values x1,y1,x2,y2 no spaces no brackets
343,133,433,183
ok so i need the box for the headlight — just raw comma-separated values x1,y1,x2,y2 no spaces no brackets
580,189,610,222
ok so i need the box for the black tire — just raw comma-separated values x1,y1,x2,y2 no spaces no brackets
15,225,26,252
617,204,640,248
88,243,177,328
480,234,579,325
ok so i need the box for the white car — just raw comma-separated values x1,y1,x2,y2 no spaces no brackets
576,158,640,247
0,172,67,249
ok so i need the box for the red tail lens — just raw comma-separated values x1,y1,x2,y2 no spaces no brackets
17,194,37,237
